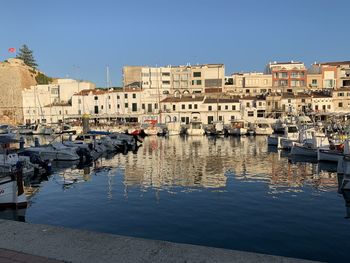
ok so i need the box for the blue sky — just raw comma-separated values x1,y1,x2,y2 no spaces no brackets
1,0,348,87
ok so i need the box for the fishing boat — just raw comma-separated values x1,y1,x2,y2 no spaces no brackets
317,139,350,163
254,121,274,135
0,169,27,209
225,119,248,136
187,120,205,136
290,129,329,158
166,122,182,136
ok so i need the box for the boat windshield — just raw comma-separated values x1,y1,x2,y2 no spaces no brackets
192,123,202,129
288,126,298,133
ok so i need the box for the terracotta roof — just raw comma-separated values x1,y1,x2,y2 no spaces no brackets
320,61,350,66
203,98,239,104
161,96,204,103
74,89,107,96
44,102,71,107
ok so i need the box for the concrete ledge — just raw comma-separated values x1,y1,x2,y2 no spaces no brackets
0,219,318,263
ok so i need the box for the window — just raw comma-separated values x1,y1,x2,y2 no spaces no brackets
124,94,128,99
117,104,120,109
232,105,236,110
142,104,145,110
94,96,98,100
154,103,158,109
258,102,262,106
182,104,185,109
132,93,136,99
246,102,250,107
193,72,201,77
188,104,192,109
101,105,104,109
225,105,228,110
194,104,198,109
302,99,305,103
125,103,128,108
162,81,170,85
338,92,344,97
208,106,212,111
78,99,81,104
312,79,317,85
78,110,82,115
109,104,111,109
327,105,331,109
132,103,137,112
117,95,120,99
339,102,343,107
162,72,170,76
218,106,221,110
315,105,319,110
288,99,291,103
173,105,176,111
248,111,254,117
218,116,223,121
267,102,271,106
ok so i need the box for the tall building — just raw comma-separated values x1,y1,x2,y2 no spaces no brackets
123,64,225,95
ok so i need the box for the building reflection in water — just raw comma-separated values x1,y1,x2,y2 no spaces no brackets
0,135,342,222
113,136,338,193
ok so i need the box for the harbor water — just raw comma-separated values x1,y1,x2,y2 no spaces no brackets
1,135,349,262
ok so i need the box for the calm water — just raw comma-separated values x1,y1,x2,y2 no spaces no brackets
2,136,349,262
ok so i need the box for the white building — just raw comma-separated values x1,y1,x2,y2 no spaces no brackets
22,79,95,124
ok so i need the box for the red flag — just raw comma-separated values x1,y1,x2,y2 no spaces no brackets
8,47,16,53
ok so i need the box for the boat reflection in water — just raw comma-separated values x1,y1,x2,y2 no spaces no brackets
0,135,347,263
337,173,350,218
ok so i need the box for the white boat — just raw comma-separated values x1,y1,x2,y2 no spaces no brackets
187,121,205,136
32,124,54,135
317,139,350,163
279,124,299,149
21,142,80,161
254,121,274,135
166,122,182,136
0,170,27,209
226,120,248,136
0,125,17,140
290,129,329,158
0,153,35,176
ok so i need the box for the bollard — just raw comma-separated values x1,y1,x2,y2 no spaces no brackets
19,137,25,150
82,114,90,134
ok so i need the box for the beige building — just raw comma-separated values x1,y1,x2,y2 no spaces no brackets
332,87,350,112
123,64,225,95
225,72,272,95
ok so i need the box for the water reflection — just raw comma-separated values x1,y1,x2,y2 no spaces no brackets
0,136,342,219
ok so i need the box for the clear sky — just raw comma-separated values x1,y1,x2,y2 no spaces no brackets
1,0,349,87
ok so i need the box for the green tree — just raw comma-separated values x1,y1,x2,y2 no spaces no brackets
16,44,38,68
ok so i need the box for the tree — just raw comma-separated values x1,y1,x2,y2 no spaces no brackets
16,44,38,68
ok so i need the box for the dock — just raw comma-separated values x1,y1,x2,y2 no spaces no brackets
0,219,319,263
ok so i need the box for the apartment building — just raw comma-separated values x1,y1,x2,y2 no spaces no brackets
332,87,350,112
225,72,272,95
266,61,307,92
123,64,225,95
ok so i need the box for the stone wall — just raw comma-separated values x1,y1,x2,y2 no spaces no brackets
0,58,37,124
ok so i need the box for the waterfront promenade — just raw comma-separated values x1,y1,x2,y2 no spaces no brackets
0,219,318,263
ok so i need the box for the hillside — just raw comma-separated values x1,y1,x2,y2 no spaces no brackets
0,58,39,124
